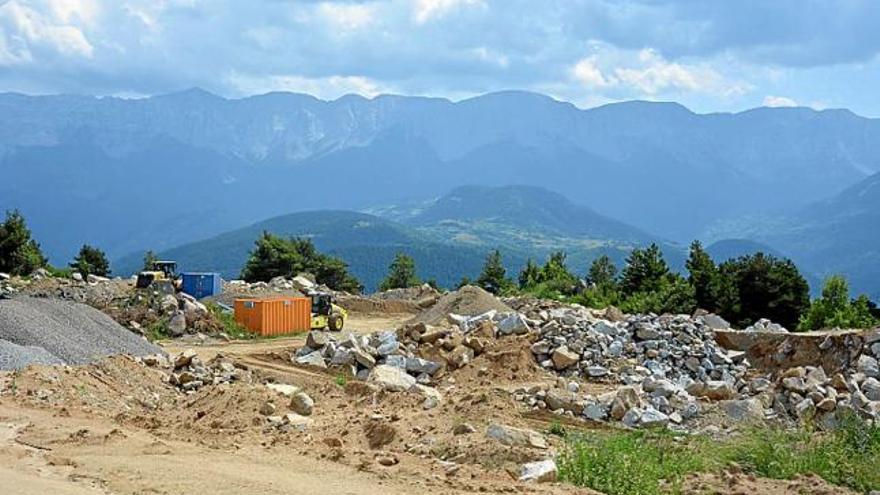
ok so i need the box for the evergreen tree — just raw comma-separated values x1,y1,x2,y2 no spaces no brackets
799,275,878,330
686,240,718,311
70,244,111,278
620,244,670,296
715,253,810,329
142,250,159,271
587,255,618,288
457,276,472,289
379,252,420,291
240,232,361,292
518,259,541,289
475,249,511,294
0,210,47,276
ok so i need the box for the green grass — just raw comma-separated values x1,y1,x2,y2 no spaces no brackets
558,428,708,495
144,317,170,342
334,374,348,387
557,415,880,495
206,302,255,340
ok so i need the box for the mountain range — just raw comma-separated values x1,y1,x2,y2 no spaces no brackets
3,89,880,296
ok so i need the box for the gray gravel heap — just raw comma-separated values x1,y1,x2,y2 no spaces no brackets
0,297,163,370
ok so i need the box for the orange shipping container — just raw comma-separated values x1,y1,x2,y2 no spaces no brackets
233,297,311,336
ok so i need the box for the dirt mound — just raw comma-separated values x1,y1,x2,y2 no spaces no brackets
410,286,512,326
335,294,423,315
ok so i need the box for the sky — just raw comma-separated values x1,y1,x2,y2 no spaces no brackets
1,0,879,116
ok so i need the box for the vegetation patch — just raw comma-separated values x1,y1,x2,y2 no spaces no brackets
557,415,880,495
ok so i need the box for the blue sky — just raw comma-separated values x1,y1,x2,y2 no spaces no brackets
1,0,879,116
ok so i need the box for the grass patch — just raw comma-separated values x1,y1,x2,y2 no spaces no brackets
144,317,170,342
557,414,880,495
334,373,348,387
548,419,567,437
558,428,707,495
206,302,255,340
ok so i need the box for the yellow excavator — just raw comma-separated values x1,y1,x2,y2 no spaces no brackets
136,261,179,294
309,292,347,331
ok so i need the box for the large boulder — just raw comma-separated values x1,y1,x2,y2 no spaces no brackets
551,346,579,370
486,424,547,449
368,365,416,392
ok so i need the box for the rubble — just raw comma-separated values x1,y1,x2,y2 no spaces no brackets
162,350,250,392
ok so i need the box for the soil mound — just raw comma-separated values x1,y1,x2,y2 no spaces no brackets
410,285,512,326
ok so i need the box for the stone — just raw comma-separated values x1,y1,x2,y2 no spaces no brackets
376,340,399,357
782,377,808,394
294,351,327,369
519,460,557,483
405,357,441,375
290,391,314,416
719,398,765,423
498,313,531,335
610,386,642,420
259,401,276,416
168,310,187,336
583,401,608,421
330,348,355,366
551,346,580,370
794,398,816,420
639,407,669,427
72,272,84,282
702,314,730,330
689,380,736,400
447,345,474,369
174,349,198,369
858,355,879,378
266,383,301,397
816,398,836,411
486,424,547,449
283,413,312,430
352,348,376,369
419,327,449,344
368,365,416,392
586,365,610,378
862,377,880,401
544,389,581,413
364,421,397,449
306,331,329,349
453,423,476,435
622,407,642,427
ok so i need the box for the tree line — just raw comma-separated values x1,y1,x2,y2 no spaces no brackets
3,210,878,331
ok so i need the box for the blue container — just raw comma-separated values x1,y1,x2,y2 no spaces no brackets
181,272,222,299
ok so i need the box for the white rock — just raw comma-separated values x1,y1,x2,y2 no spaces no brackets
368,365,416,392
519,459,557,483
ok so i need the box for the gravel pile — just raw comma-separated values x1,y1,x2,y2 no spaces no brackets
0,297,163,370
410,286,512,326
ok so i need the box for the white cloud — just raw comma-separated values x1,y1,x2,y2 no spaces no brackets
413,0,484,24
762,95,798,108
47,0,99,26
570,47,750,98
571,56,611,88
226,71,388,100
318,2,376,32
1,1,94,58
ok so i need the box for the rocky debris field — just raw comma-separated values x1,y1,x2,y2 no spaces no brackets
0,297,163,370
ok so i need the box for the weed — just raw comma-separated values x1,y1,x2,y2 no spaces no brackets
558,428,705,495
334,374,348,387
548,419,567,437
206,302,255,340
145,318,170,342
557,415,880,495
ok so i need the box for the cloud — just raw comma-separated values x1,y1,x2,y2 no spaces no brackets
413,0,485,24
0,1,94,59
763,95,798,108
569,47,750,98
318,1,376,31
226,71,388,99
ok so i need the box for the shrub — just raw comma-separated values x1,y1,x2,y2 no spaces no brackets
0,210,47,276
70,244,111,278
379,252,420,291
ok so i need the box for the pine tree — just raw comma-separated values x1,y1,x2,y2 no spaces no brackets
620,244,670,296
0,210,47,275
379,252,420,291
799,275,879,330
476,249,511,294
70,244,111,278
240,232,361,292
686,240,717,311
518,259,540,289
587,255,618,288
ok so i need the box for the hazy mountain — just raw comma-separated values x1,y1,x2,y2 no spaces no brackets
3,89,879,266
748,171,880,299
706,239,787,262
115,185,682,290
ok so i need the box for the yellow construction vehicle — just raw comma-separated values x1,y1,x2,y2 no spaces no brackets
136,260,179,294
309,292,347,331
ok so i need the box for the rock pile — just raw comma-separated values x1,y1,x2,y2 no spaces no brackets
151,350,251,392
